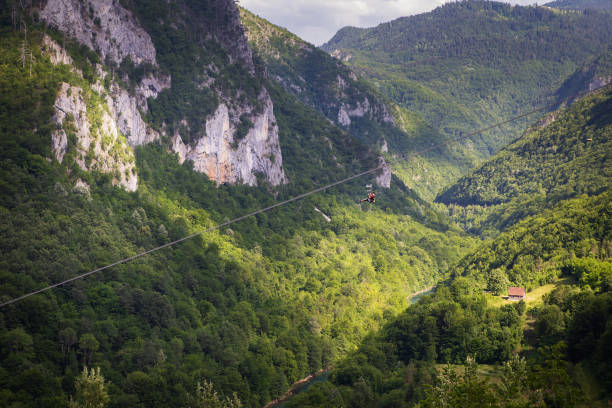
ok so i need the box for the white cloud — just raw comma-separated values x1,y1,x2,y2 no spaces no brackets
240,0,537,45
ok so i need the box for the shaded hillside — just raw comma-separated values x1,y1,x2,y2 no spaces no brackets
0,3,476,407
436,85,611,234
240,7,479,200
555,52,612,104
322,1,612,182
286,175,611,408
437,86,611,206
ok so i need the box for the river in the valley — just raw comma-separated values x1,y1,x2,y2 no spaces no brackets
265,286,437,407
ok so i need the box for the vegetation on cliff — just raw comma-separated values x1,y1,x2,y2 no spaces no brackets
0,5,474,407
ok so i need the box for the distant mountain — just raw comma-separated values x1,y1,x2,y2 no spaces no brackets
287,87,612,408
437,85,612,206
555,52,612,104
545,0,612,11
322,1,612,191
240,8,481,200
0,1,476,407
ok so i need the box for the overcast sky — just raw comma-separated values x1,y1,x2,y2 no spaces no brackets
240,0,538,46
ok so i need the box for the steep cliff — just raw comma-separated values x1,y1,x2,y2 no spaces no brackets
41,32,163,191
171,89,286,186
240,8,396,148
52,82,138,191
40,0,287,188
41,0,157,66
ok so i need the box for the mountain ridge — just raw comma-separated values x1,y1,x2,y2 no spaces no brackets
0,1,471,406
321,0,612,196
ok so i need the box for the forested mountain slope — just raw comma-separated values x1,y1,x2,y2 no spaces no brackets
451,191,611,289
322,1,612,194
436,84,611,234
239,7,397,148
545,0,612,11
289,90,612,408
0,1,477,407
289,188,611,407
239,8,463,200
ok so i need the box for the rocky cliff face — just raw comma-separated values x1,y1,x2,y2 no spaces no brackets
43,33,166,191
52,82,138,191
106,80,162,146
171,89,286,186
41,0,157,66
375,157,392,188
204,0,256,74
41,0,288,189
336,94,395,128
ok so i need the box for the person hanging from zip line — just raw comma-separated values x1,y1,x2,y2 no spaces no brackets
360,192,375,203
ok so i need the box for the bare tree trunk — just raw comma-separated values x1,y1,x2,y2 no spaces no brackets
20,41,26,69
12,5,17,31
20,21,28,69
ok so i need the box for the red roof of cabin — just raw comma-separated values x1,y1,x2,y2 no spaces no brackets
508,287,525,297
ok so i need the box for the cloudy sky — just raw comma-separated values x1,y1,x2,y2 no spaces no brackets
240,0,538,46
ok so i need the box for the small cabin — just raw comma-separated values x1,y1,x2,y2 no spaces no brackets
508,287,525,301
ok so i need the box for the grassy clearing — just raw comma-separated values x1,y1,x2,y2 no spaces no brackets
485,278,574,309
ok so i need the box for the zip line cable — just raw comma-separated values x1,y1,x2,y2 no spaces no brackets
0,167,381,308
1,84,609,308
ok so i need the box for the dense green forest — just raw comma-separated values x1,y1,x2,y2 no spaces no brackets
322,0,612,196
436,86,611,235
289,86,611,408
290,250,611,407
2,0,612,407
0,4,477,407
545,0,612,11
290,138,611,408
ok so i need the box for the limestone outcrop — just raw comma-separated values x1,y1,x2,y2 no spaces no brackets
52,83,138,191
172,90,287,186
42,0,287,190
336,96,395,128
107,82,160,146
42,34,75,67
376,157,392,189
41,0,156,66
43,34,167,148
